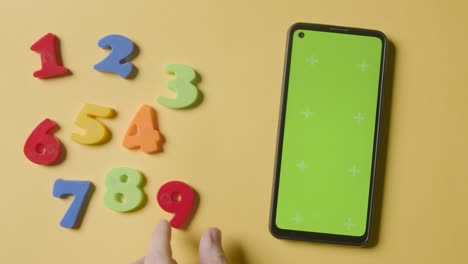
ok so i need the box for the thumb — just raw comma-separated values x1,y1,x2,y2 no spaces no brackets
199,228,228,264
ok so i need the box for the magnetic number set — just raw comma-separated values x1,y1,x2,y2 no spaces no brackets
24,33,200,229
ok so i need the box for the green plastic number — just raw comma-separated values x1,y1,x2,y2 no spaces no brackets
157,64,199,109
103,168,145,212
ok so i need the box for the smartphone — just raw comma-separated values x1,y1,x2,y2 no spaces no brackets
270,23,387,246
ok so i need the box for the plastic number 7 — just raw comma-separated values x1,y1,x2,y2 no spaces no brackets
53,179,93,229
71,103,116,145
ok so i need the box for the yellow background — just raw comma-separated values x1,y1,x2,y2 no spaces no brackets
1,0,467,263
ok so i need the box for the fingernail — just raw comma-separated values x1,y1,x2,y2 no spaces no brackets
210,228,222,245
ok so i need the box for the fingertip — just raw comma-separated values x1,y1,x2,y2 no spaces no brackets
154,219,171,235
209,228,222,244
131,256,145,264
199,228,227,264
146,219,173,264
199,228,216,248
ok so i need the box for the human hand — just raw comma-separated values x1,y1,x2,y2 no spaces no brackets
132,220,228,264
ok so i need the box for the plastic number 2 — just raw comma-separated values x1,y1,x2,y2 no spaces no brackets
157,64,200,109
53,179,93,229
94,34,136,78
71,103,116,145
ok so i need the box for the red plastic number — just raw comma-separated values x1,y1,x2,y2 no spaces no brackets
24,118,63,165
157,181,195,228
123,105,162,153
31,33,70,78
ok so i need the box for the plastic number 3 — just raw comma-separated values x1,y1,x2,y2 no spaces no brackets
71,103,116,145
157,64,200,109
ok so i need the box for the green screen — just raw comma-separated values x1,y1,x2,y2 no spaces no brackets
276,29,383,237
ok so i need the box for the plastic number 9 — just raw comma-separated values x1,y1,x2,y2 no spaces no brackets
157,181,196,228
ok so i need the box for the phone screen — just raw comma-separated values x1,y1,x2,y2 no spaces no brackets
272,25,386,243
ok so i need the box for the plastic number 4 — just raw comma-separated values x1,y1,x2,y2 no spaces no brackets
71,103,116,145
123,105,163,153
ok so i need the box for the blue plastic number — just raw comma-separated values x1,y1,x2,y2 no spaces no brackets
52,179,93,229
94,34,135,78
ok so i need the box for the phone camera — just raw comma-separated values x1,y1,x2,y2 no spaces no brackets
298,32,305,38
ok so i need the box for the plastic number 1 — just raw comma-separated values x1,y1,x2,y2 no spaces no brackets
52,179,93,229
30,33,70,78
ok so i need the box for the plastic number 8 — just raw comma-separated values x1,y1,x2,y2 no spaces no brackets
103,167,146,212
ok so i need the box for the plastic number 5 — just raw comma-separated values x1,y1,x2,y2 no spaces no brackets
157,64,200,109
71,103,116,145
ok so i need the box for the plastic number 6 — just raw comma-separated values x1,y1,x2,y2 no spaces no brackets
23,118,63,165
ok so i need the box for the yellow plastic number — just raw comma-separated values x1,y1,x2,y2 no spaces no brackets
157,64,199,109
71,103,116,145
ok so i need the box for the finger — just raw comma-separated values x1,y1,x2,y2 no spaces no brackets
199,228,228,264
145,220,174,264
132,257,145,264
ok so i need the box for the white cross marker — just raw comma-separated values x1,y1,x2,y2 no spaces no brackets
306,56,319,65
302,108,314,118
354,112,364,125
296,160,309,172
349,165,360,176
359,60,369,71
292,214,303,225
344,218,355,230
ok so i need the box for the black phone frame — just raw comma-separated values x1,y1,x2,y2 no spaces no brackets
269,22,388,246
